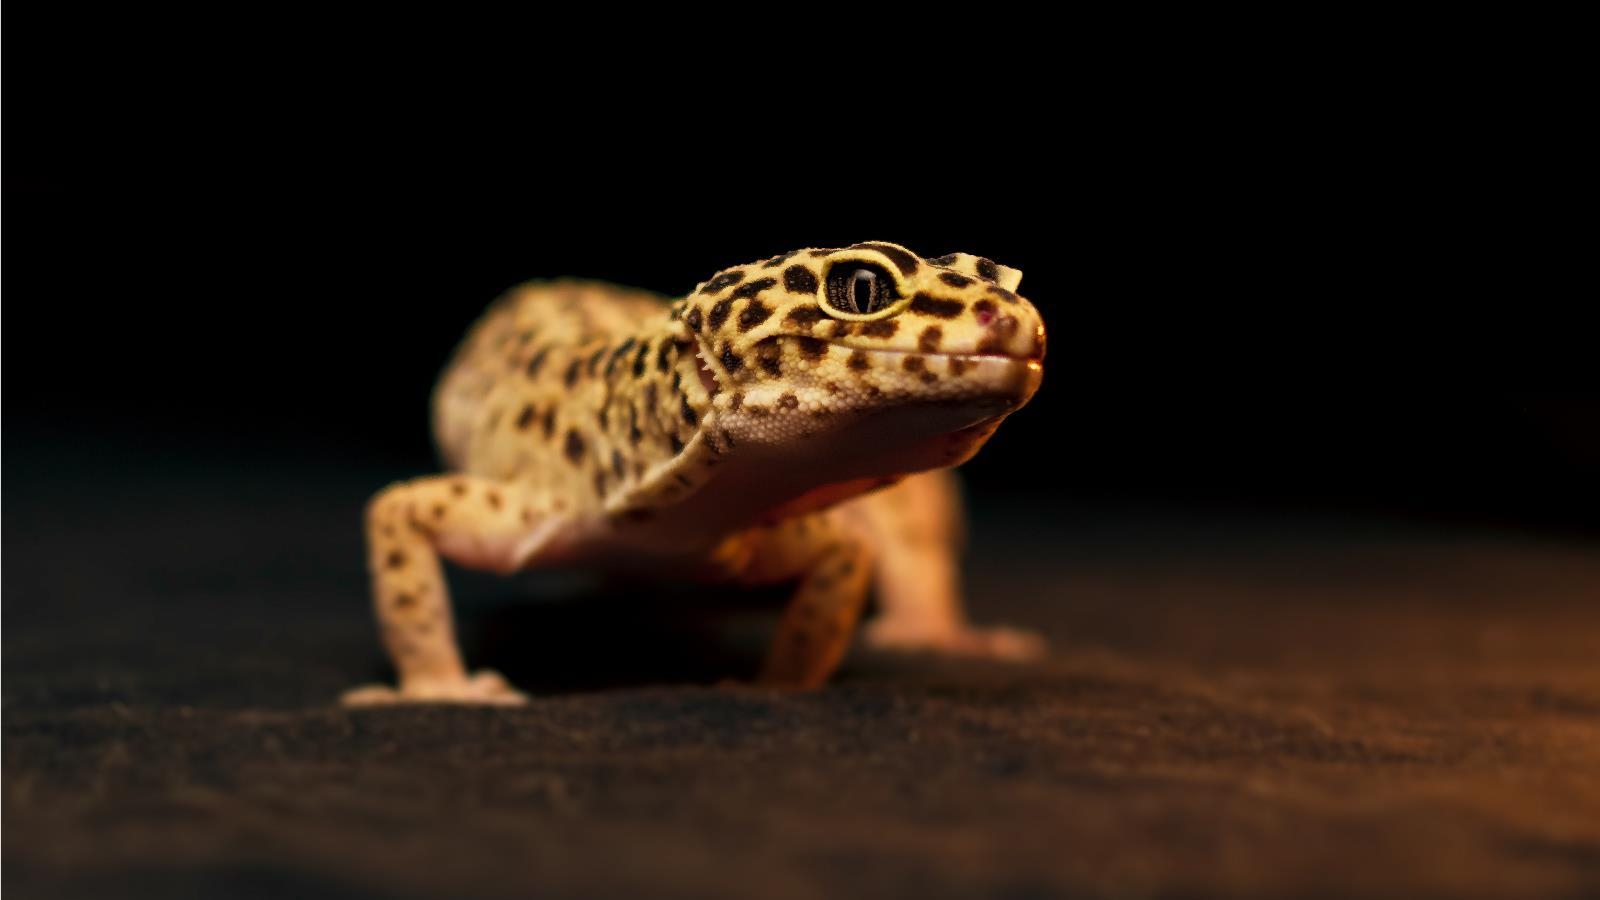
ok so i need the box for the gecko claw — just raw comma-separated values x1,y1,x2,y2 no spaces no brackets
340,669,530,706
862,620,1048,663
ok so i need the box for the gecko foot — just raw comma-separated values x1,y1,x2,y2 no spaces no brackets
341,669,530,706
861,619,1048,662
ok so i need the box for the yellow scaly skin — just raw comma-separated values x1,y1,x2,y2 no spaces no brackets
345,242,1047,705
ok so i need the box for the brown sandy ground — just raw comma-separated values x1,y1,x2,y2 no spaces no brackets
4,456,1599,899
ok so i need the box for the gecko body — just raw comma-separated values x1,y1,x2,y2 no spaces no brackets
347,242,1047,704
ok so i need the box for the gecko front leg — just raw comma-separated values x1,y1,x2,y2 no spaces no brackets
342,474,552,706
740,514,875,689
852,472,1046,661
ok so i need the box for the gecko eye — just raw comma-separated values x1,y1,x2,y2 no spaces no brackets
825,263,897,316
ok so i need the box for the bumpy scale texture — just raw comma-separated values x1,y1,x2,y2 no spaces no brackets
346,242,1048,705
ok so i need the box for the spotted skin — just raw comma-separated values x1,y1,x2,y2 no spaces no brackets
344,242,1047,705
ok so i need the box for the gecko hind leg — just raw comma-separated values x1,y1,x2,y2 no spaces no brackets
342,474,552,706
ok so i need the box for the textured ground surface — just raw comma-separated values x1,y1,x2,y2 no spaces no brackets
5,452,1600,899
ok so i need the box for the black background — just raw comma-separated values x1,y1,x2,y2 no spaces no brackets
5,26,1597,533
8,23,1600,900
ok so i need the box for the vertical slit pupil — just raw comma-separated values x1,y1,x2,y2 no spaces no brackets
823,262,896,316
852,269,875,312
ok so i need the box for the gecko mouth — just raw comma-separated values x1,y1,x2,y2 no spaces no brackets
827,342,1040,364
692,347,722,395
691,334,1041,397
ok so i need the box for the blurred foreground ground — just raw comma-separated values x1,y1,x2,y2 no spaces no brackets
5,450,1599,899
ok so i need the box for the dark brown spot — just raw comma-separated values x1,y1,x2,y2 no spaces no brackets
601,339,627,374
607,338,637,377
807,248,834,258
762,250,800,269
720,344,744,374
972,299,999,325
611,449,625,479
656,340,676,372
783,265,819,296
707,298,734,331
645,382,659,409
633,342,651,377
823,380,842,395
564,430,586,464
909,293,964,319
516,404,536,430
593,471,608,498
737,299,772,332
918,326,943,353
975,257,1000,283
521,507,535,525
680,395,698,426
860,319,898,339
778,393,799,410
929,253,960,266
432,504,447,521
450,481,468,497
721,428,737,448
393,592,417,610
731,277,777,301
486,489,502,511
670,371,682,393
949,358,969,376
685,307,704,331
796,336,828,359
852,242,920,276
669,434,685,454
703,270,746,294
629,407,643,445
987,285,1020,304
587,347,607,377
542,408,556,439
597,407,609,430
525,347,550,378
564,360,582,387
903,355,927,374
385,550,406,570
939,272,973,287
784,305,824,329
754,343,782,377
847,350,870,371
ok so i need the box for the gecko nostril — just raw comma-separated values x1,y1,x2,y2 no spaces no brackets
974,306,997,327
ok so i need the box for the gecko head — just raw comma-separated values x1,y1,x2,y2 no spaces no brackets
679,242,1045,479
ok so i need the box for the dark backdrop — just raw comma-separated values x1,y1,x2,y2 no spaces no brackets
5,44,1596,533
